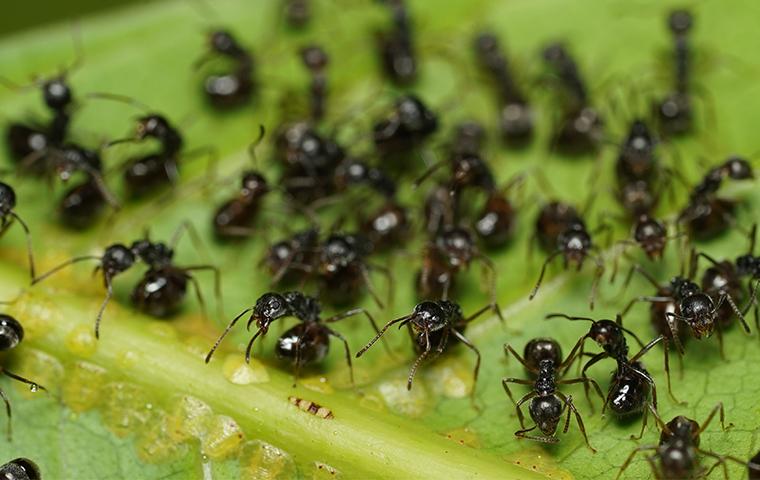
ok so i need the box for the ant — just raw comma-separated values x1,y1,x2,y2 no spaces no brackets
473,32,533,144
205,291,381,385
376,0,416,85
0,182,36,281
501,342,599,451
621,261,751,358
751,451,760,479
283,0,310,28
300,45,329,121
373,94,438,156
533,200,582,252
360,200,411,251
529,207,605,310
32,224,220,338
617,403,750,479
0,314,47,440
542,42,603,154
609,214,683,283
356,300,498,400
0,458,40,480
212,170,270,240
653,9,695,136
194,29,255,108
507,338,563,375
473,173,524,249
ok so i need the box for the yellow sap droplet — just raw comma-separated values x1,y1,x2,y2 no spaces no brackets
442,427,481,448
135,409,185,464
222,354,270,385
7,291,59,339
166,395,214,443
101,382,151,437
300,376,334,394
376,375,430,418
239,440,298,480
506,448,574,480
423,357,473,399
202,415,245,460
312,462,342,479
12,348,63,397
65,324,97,358
62,361,108,413
117,350,140,369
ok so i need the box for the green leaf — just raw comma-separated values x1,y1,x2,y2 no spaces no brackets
0,0,758,479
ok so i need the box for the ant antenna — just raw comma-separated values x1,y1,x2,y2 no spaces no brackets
8,212,36,282
355,314,412,357
247,125,266,168
86,92,153,112
205,307,252,363
32,254,101,285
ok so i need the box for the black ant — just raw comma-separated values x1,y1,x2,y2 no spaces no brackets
501,343,598,451
212,170,270,240
300,45,328,121
0,182,35,280
542,42,603,154
473,32,533,145
0,457,41,480
376,0,416,85
616,403,750,479
205,291,381,385
283,0,310,28
473,173,524,249
653,9,694,136
508,338,564,374
356,301,498,399
609,214,683,283
373,94,438,156
194,29,255,109
621,262,751,357
32,224,220,338
0,314,47,440
262,227,320,286
529,208,605,310
751,451,760,479
533,200,583,252
360,200,411,251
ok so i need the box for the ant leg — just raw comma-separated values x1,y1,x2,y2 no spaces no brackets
622,295,672,319
475,254,500,316
451,329,481,401
464,302,499,324
360,264,385,309
588,254,605,310
615,445,658,480
7,212,36,281
94,276,115,339
355,314,411,357
325,307,391,354
515,429,560,444
721,292,751,334
658,335,683,405
529,250,563,301
697,402,732,435
185,274,209,323
504,344,539,375
509,389,537,430
2,369,46,393
580,352,608,406
664,312,686,355
615,313,646,348
501,380,534,428
184,265,223,325
366,262,394,307
557,393,595,453
0,386,11,441
558,377,605,410
205,307,253,363
698,450,750,480
324,327,354,387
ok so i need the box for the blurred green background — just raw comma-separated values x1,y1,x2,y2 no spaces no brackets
0,0,141,36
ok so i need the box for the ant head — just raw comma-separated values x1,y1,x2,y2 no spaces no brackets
474,32,499,56
435,227,475,267
524,338,562,372
529,396,563,436
409,301,448,333
679,293,716,338
0,182,18,215
395,95,438,135
672,277,699,297
101,244,137,275
300,45,329,71
56,144,101,181
42,77,73,111
558,225,591,262
321,233,372,269
454,121,486,153
542,42,569,66
588,319,625,354
0,314,24,351
451,153,493,190
135,115,171,141
209,30,238,55
668,9,693,35
500,102,535,141
634,215,667,258
661,415,700,446
626,120,654,151
253,293,290,332
724,156,754,180
241,170,269,197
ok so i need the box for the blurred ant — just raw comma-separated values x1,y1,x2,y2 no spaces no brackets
621,260,751,358
206,291,381,385
542,42,603,155
33,223,220,338
356,300,499,401
373,94,438,156
616,403,750,479
262,227,320,286
376,0,416,85
545,313,678,406
0,182,35,281
0,313,47,440
678,156,754,240
0,458,41,480
194,29,254,108
283,0,310,28
533,200,582,252
474,173,524,249
653,9,695,136
473,32,533,145
609,214,683,282
501,343,598,451
300,45,328,121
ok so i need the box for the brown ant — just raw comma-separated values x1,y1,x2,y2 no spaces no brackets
32,224,220,338
0,314,47,439
376,0,416,85
0,182,36,281
474,173,524,249
206,291,381,385
609,214,683,282
501,343,598,451
542,42,603,154
653,9,694,136
356,300,498,400
300,45,328,121
0,458,41,480
373,94,438,156
473,32,533,145
616,403,750,479
194,29,255,109
533,200,583,252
